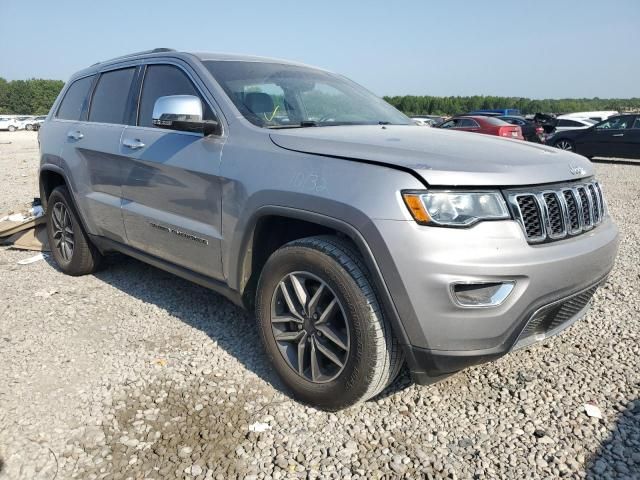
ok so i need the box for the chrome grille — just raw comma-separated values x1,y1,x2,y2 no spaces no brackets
508,180,606,244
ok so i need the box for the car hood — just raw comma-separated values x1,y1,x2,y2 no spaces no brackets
269,125,594,186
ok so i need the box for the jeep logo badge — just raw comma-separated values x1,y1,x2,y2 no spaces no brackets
569,165,586,176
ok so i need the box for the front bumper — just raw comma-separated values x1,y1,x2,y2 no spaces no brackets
371,216,619,382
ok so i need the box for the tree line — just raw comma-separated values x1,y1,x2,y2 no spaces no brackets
1,76,639,117
383,95,640,116
0,78,65,115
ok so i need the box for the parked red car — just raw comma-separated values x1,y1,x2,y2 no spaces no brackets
436,115,524,140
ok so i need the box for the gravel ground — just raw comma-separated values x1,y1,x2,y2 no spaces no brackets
0,130,638,479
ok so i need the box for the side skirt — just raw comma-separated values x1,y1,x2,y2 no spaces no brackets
89,235,244,308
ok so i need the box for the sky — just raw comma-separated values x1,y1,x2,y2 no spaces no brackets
1,0,639,99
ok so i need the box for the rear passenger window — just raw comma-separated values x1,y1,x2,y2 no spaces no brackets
138,65,214,128
57,76,94,121
89,68,135,124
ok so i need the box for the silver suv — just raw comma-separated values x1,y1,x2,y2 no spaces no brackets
38,48,619,410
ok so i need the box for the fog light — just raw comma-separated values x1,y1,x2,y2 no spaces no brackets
451,281,515,307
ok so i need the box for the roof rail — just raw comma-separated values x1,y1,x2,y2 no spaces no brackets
91,48,176,66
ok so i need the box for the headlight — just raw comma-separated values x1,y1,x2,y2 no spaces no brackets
402,191,510,227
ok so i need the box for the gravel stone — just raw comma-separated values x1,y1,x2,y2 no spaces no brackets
0,132,638,479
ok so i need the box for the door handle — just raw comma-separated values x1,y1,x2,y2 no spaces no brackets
612,133,624,137
67,130,83,140
123,138,146,150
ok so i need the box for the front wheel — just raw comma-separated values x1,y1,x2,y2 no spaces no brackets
25,124,33,131
256,236,403,410
8,125,16,132
554,139,575,151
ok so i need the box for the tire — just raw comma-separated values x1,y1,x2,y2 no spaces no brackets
255,235,403,410
46,186,102,276
25,124,33,131
554,138,575,151
8,125,16,132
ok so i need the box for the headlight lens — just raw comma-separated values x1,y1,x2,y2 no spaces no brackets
402,191,510,226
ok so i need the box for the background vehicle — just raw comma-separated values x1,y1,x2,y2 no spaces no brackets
436,115,524,140
23,116,46,130
469,108,521,116
548,114,640,158
38,49,618,410
0,117,20,132
478,115,545,143
559,111,618,122
411,115,445,126
555,116,597,132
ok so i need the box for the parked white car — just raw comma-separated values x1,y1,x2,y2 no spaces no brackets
0,117,20,132
560,111,618,122
22,116,46,130
554,117,597,132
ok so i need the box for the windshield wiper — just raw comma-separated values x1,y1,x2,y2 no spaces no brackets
266,121,318,129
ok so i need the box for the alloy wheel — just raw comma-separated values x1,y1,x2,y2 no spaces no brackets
556,140,574,151
270,271,350,383
51,202,75,262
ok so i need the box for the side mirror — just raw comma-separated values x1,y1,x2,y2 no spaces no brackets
152,95,221,136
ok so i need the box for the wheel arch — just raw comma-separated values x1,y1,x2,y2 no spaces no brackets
235,206,412,348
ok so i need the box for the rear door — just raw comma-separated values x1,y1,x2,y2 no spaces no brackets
47,71,135,242
120,62,225,279
70,67,136,241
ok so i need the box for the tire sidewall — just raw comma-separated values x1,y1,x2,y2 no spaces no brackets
256,245,380,409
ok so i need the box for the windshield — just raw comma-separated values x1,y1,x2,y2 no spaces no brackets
203,61,410,128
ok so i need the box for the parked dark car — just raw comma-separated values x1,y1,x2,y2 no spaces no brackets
547,114,640,159
497,116,545,143
436,115,524,140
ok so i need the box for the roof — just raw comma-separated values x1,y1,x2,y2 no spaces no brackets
73,48,320,79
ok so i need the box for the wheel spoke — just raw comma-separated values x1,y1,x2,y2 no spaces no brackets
308,283,325,313
315,339,344,368
310,337,320,382
279,282,303,320
289,274,309,309
65,226,73,235
62,242,71,261
65,236,75,247
271,314,303,324
297,332,308,375
274,330,303,343
317,298,338,325
54,237,63,248
52,204,62,230
317,324,348,350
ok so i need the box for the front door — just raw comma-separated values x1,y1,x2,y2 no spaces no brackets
120,63,225,280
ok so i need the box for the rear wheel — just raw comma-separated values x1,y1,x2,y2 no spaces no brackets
256,236,403,410
554,139,575,151
25,124,33,131
46,186,102,276
8,125,16,132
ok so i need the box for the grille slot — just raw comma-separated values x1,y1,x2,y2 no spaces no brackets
588,184,600,223
509,180,606,243
577,187,592,228
563,190,580,232
516,284,599,347
543,192,565,237
516,195,543,239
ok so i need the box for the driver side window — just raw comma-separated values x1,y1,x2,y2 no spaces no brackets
596,116,631,130
138,65,216,128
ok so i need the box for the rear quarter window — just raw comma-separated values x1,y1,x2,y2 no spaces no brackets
56,76,95,121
